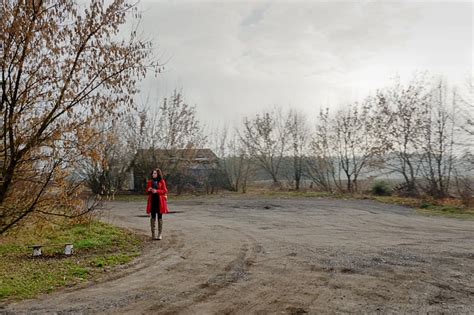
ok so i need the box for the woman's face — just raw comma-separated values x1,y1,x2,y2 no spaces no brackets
152,170,158,179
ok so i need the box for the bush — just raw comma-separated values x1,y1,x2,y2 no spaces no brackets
455,176,473,207
371,180,392,196
419,202,431,209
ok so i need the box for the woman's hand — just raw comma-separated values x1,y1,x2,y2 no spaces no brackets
152,189,157,194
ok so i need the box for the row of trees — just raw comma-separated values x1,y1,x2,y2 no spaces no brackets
215,75,473,199
84,75,473,201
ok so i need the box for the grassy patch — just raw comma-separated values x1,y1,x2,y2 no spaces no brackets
415,204,474,219
365,195,422,208
368,195,474,219
0,221,143,302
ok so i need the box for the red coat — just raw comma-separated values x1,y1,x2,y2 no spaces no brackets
146,179,169,215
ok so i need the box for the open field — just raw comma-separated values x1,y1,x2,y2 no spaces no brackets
2,196,473,314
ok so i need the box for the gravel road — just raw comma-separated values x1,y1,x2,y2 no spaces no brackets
2,196,473,314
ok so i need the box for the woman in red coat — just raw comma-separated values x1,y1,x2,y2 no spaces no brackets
146,168,169,240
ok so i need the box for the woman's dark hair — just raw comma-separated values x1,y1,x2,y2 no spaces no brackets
150,168,164,180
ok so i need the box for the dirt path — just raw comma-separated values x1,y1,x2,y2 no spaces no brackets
2,197,473,314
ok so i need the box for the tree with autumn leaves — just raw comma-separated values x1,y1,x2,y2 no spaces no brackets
0,0,160,234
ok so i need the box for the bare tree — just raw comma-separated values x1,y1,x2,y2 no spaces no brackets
286,109,309,190
419,81,456,198
0,0,158,234
459,76,474,137
213,127,254,193
332,98,386,193
454,82,474,197
375,75,431,196
457,76,474,171
307,108,337,192
132,89,207,192
155,89,206,151
79,110,143,196
240,108,287,186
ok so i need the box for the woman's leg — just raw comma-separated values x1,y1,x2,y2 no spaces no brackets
150,207,157,239
157,207,163,240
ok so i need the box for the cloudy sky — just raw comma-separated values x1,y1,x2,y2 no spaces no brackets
131,0,473,126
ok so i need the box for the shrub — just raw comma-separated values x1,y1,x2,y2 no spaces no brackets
371,180,392,196
455,176,473,207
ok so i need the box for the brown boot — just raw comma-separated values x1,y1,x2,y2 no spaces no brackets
150,218,156,240
158,219,163,240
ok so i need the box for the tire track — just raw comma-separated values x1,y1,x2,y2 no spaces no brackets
151,224,261,314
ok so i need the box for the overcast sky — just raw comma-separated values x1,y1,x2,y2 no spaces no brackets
131,0,473,126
